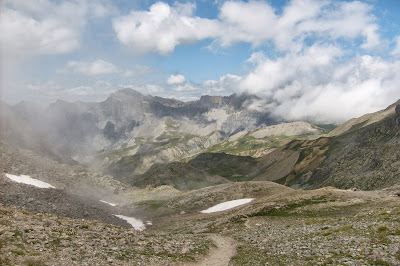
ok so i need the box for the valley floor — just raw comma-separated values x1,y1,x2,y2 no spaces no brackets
1,184,400,265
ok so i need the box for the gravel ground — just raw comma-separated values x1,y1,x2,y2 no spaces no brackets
1,176,399,265
228,193,400,265
0,204,211,266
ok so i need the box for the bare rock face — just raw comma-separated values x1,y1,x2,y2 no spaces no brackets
396,105,400,129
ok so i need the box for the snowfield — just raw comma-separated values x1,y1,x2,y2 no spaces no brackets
99,200,117,207
113,215,146,231
200,198,254,213
5,173,55,189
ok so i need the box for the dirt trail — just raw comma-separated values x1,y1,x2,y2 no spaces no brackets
191,235,236,266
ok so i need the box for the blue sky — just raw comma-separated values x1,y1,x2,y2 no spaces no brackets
1,0,400,122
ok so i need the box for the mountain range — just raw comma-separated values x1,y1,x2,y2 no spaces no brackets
2,89,399,191
1,89,400,265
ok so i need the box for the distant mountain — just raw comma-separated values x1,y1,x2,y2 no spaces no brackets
2,89,329,183
123,99,400,191
5,89,280,173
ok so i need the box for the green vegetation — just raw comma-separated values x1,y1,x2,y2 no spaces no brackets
10,250,25,256
368,259,392,266
231,245,272,265
207,133,287,155
321,224,353,236
377,225,388,232
207,132,315,156
313,123,338,133
188,153,259,181
251,196,333,218
136,200,166,212
165,118,181,130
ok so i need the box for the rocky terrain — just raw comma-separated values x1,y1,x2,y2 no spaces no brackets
284,100,400,190
229,188,400,265
1,92,400,265
0,204,211,265
1,180,399,265
132,100,400,192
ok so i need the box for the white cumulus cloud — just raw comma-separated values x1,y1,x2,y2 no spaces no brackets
0,0,114,57
112,0,380,55
112,2,220,55
167,74,186,85
239,46,400,123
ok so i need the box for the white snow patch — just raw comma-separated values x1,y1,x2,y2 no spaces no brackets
200,198,254,213
99,200,117,207
5,173,55,189
113,215,146,231
146,221,153,226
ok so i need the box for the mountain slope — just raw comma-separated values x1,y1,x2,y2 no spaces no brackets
126,100,400,191
278,101,400,190
327,99,400,137
11,89,280,174
133,162,229,191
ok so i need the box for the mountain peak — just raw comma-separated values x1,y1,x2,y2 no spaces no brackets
107,88,147,102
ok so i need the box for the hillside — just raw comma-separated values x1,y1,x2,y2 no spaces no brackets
120,100,400,192
264,101,400,190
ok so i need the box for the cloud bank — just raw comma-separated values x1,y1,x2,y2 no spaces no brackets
239,47,400,123
112,0,380,55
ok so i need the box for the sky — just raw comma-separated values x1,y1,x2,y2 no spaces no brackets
1,0,400,123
